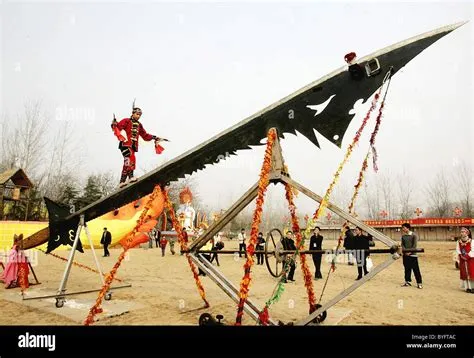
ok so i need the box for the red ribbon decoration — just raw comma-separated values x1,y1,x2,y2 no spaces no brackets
112,125,126,142
155,142,165,154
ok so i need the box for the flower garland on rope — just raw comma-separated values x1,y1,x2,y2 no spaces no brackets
258,182,318,325
347,152,370,216
308,87,383,231
235,128,276,326
318,76,392,298
260,85,389,324
163,189,209,308
329,153,370,275
370,70,392,172
84,185,163,326
284,182,317,313
35,248,124,283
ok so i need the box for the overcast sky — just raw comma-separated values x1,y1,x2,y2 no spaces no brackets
1,1,473,217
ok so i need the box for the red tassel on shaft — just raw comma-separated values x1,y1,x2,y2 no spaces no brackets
155,143,165,154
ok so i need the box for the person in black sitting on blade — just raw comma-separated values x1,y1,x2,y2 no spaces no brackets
353,227,370,280
280,231,297,283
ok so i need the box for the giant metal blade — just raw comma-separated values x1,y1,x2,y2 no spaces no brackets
20,22,465,250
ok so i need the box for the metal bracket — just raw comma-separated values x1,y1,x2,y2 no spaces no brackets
365,58,381,77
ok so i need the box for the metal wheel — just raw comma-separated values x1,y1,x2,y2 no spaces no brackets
55,298,64,308
265,228,284,278
105,292,112,301
198,313,216,326
310,304,327,324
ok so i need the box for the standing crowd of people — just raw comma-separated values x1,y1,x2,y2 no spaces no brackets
1,222,472,300
94,222,474,295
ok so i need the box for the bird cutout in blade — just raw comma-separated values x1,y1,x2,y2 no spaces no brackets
44,198,84,253
306,94,336,117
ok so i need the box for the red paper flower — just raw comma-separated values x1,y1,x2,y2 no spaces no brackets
344,52,357,63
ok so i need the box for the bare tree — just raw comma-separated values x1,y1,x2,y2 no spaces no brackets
376,172,395,219
261,188,289,232
453,161,473,217
39,120,84,201
0,118,18,170
0,101,86,220
362,179,382,220
396,168,415,219
425,168,451,217
14,101,49,176
330,180,351,211
94,171,118,197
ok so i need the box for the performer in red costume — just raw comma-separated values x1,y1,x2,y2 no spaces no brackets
111,106,164,187
457,227,474,293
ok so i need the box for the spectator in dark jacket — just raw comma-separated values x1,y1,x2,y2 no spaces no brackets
256,232,266,265
100,228,112,257
401,223,423,289
310,227,324,279
343,225,355,265
281,231,297,283
353,227,370,280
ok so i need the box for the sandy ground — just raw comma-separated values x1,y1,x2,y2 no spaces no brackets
0,239,472,326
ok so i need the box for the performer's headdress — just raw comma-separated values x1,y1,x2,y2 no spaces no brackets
13,233,24,248
132,98,142,115
179,187,193,204
461,226,472,239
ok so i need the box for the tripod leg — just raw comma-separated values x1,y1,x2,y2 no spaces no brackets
84,224,106,286
56,215,84,307
28,259,40,284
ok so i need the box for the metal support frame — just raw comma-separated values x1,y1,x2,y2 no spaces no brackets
189,253,278,325
280,175,397,247
27,259,41,285
188,184,259,251
187,130,410,325
25,214,130,307
296,256,398,326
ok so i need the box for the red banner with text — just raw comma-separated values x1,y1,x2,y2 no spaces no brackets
363,218,474,227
